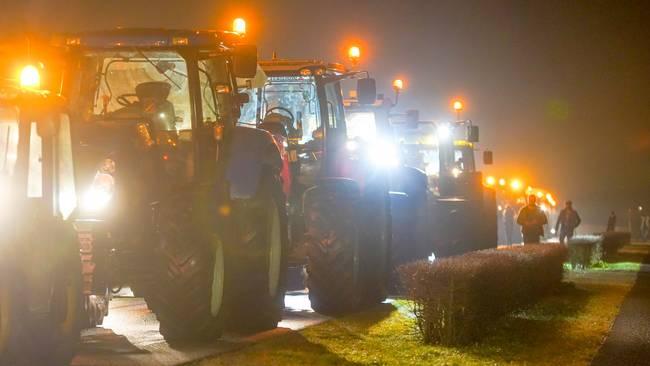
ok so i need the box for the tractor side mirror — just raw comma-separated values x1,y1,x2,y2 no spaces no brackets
467,125,479,142
483,150,493,165
357,78,377,105
232,44,258,78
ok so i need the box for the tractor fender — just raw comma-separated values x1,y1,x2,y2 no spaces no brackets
302,178,361,214
392,166,428,200
226,126,282,199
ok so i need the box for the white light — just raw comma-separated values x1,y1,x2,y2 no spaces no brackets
82,172,114,212
367,140,399,168
346,112,377,141
428,252,436,262
551,228,557,235
346,140,359,152
437,124,451,140
58,190,77,220
451,167,461,178
498,205,503,211
540,203,548,212
159,112,166,119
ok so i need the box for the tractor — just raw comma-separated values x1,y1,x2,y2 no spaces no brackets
344,90,497,263
237,58,392,314
390,112,498,258
1,28,286,365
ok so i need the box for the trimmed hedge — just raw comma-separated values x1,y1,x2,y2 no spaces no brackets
398,244,568,345
601,231,631,260
567,235,602,270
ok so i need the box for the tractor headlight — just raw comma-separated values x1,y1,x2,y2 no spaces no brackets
82,172,114,212
367,140,399,168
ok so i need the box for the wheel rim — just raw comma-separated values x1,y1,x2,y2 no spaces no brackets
210,239,225,317
268,203,282,298
0,281,10,353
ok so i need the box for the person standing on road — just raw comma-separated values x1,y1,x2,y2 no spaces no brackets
555,200,581,244
503,204,516,245
607,211,617,232
516,195,548,244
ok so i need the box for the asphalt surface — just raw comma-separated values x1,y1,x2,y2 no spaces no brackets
71,290,328,366
591,263,650,365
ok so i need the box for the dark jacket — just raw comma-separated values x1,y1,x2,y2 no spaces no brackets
517,204,548,236
555,208,581,233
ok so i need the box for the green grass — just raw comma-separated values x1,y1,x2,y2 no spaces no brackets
195,279,631,366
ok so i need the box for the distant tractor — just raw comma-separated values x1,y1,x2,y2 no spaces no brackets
391,112,498,258
1,28,287,365
237,58,392,314
344,91,497,263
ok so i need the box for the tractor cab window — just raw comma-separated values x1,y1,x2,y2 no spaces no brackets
324,81,345,130
345,110,376,141
453,143,476,173
80,50,192,132
260,76,320,144
198,56,233,125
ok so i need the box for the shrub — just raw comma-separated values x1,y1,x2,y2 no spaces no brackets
601,231,631,260
567,235,602,270
398,244,567,345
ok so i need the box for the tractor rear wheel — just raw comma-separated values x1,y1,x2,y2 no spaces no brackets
138,194,228,343
224,172,288,333
304,184,363,315
358,190,391,305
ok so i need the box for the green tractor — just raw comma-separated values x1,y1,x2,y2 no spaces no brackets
237,58,392,314
1,28,287,365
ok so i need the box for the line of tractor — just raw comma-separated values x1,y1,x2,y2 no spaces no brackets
0,20,497,366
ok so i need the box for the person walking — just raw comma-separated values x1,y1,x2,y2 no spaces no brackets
555,200,581,244
606,211,617,232
503,204,516,245
517,195,548,244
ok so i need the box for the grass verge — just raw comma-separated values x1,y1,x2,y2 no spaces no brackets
193,278,631,366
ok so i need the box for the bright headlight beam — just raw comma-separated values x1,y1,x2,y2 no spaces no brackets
367,140,399,168
437,124,451,140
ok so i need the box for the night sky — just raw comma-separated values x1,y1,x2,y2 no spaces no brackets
2,0,649,225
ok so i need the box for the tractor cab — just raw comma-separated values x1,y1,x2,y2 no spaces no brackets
238,58,382,192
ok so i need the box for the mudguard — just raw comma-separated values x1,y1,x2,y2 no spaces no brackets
391,166,428,199
226,126,282,199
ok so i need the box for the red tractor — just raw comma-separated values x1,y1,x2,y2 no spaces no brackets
237,59,392,314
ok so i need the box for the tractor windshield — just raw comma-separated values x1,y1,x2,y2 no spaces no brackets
239,76,320,144
75,50,193,131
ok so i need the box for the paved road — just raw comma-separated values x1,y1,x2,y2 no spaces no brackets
71,290,328,366
591,250,650,366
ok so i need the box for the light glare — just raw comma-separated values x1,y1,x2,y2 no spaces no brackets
20,65,40,89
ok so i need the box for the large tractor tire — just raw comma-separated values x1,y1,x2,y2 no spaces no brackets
224,171,288,333
304,180,390,315
358,189,391,305
3,229,84,366
137,193,228,343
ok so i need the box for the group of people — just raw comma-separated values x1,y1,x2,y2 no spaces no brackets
503,195,581,245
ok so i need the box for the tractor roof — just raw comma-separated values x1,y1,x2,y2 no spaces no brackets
259,59,347,76
59,28,242,49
